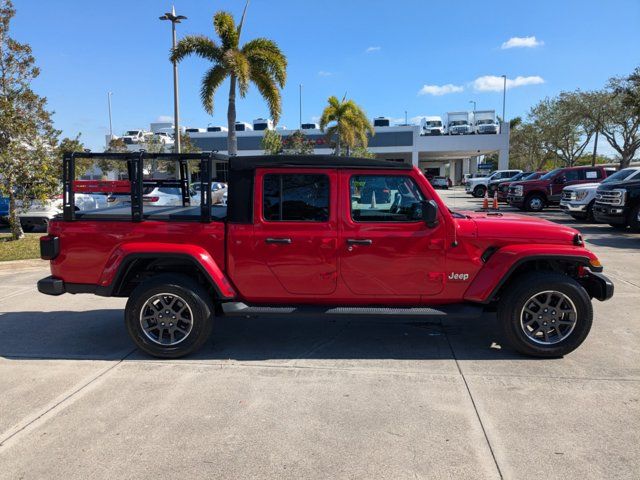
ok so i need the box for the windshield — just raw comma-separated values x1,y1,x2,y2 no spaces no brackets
450,120,468,126
476,119,494,125
125,131,140,136
426,121,442,127
602,168,639,184
540,168,562,180
508,172,526,181
522,172,540,180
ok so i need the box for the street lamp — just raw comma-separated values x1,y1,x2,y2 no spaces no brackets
469,100,476,113
160,6,187,154
107,92,113,140
501,74,507,124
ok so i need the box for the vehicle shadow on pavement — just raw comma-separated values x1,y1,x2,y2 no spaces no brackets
0,309,534,361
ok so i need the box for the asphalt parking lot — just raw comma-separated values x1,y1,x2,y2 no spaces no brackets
0,189,638,480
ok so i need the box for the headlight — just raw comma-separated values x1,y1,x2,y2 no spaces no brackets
575,190,589,201
513,185,523,196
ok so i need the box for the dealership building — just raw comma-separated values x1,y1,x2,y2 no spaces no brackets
187,123,511,184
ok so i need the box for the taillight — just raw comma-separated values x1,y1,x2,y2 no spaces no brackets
143,196,159,202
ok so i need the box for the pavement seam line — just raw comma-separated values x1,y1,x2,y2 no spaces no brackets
0,286,35,302
0,348,136,450
444,331,504,480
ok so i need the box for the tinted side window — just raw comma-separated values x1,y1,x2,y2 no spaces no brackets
564,170,582,182
263,174,329,222
350,175,425,222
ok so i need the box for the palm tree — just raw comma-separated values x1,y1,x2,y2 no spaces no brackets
319,96,374,155
170,3,287,155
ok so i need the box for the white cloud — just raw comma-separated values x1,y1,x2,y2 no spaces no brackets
155,115,173,122
418,84,464,96
472,75,545,92
318,70,332,77
365,46,381,53
501,36,544,49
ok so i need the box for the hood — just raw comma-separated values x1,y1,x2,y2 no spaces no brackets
459,210,579,245
597,178,640,192
565,182,600,192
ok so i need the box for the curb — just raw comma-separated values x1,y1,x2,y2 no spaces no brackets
0,259,46,273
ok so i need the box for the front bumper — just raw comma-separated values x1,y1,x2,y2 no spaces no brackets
593,204,628,224
560,200,589,214
580,269,614,301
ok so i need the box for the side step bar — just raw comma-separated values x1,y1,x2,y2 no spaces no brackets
222,303,483,319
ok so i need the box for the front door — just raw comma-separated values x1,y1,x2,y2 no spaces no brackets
251,168,338,296
549,169,584,201
338,171,446,299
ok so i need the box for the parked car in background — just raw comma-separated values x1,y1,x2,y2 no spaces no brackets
561,167,640,221
466,169,522,198
447,111,474,135
192,181,227,204
143,182,200,207
421,116,446,135
474,110,498,134
462,173,486,186
508,166,615,212
487,171,532,198
0,196,9,224
594,174,640,232
495,172,546,202
429,176,449,189
18,198,63,231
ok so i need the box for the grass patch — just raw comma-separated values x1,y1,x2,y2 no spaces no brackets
0,233,41,262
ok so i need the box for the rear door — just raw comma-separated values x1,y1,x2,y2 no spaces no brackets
338,170,446,299
251,168,338,297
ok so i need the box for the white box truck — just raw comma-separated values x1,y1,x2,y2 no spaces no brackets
474,110,498,134
447,111,474,135
421,116,445,135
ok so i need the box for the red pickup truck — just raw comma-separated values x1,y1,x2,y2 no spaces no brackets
507,165,614,212
38,152,613,358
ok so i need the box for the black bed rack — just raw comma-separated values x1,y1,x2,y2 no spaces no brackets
62,151,228,223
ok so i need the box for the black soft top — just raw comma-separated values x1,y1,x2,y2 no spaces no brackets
229,155,412,172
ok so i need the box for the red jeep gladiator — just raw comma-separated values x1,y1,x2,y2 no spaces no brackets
38,152,613,358
507,165,614,212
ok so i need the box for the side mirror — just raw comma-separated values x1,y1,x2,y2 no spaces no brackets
555,176,566,184
422,200,439,227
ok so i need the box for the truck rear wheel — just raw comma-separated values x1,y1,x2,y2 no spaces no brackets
497,271,592,357
125,274,214,358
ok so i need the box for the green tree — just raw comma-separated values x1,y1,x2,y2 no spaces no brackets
171,3,287,156
102,137,128,178
350,145,376,159
0,0,60,239
282,130,314,155
319,95,374,155
261,128,282,155
600,72,640,169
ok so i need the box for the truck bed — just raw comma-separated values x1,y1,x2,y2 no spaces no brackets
74,205,228,222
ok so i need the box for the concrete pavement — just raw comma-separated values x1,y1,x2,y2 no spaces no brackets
0,189,638,479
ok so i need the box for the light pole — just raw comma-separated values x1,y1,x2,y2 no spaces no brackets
160,6,187,153
107,92,113,140
501,74,507,123
299,84,302,129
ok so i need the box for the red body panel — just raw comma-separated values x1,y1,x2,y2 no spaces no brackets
46,165,601,306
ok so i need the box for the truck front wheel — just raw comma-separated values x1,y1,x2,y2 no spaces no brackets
497,272,592,357
524,193,545,212
473,185,486,198
125,274,214,358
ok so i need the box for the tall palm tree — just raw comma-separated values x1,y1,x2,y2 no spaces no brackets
170,4,286,155
319,95,374,155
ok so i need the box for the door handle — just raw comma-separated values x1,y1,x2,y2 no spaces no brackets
346,239,373,245
265,237,292,244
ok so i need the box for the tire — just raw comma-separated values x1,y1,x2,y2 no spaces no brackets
585,200,595,222
628,204,640,233
497,271,593,357
524,193,545,212
125,273,215,358
473,185,486,198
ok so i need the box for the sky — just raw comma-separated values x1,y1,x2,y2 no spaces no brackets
11,0,640,152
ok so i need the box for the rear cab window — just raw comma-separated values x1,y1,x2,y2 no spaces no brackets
262,173,330,222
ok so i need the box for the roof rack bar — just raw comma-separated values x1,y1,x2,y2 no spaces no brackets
200,153,213,223
130,152,144,222
62,152,76,221
179,159,190,207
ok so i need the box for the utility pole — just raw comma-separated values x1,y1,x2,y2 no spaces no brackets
299,84,302,129
160,6,187,153
107,92,113,140
501,75,507,123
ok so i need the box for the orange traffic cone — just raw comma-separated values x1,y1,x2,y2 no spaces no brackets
492,191,499,210
482,190,489,209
